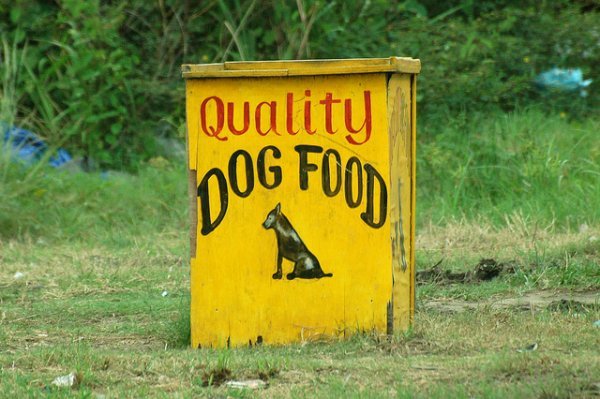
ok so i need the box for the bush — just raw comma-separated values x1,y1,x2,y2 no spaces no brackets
392,3,600,123
1,1,599,167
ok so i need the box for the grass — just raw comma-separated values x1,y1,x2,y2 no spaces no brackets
418,110,600,227
0,160,187,244
417,222,600,300
0,232,598,397
0,110,599,397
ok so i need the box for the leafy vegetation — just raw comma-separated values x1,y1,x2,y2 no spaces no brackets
1,1,599,167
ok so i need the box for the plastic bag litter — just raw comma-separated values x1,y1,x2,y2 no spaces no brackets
1,123,72,167
517,342,538,353
51,372,81,388
535,68,592,97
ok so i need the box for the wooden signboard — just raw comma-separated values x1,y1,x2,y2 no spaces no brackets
182,57,419,348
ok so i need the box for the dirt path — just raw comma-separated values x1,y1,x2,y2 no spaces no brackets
422,290,599,313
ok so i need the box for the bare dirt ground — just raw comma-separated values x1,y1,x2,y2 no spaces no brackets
423,289,599,313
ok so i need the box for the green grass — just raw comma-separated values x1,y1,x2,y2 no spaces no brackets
1,110,599,397
418,110,600,227
2,109,599,242
416,222,600,301
1,235,598,397
0,160,187,244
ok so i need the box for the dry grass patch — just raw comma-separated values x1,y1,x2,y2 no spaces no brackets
0,224,598,397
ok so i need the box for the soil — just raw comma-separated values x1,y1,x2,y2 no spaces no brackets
416,258,515,284
422,290,600,313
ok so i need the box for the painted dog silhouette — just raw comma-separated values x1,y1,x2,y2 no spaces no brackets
262,203,333,280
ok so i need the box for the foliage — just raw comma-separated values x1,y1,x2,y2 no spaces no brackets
1,1,599,167
395,3,600,122
3,1,143,167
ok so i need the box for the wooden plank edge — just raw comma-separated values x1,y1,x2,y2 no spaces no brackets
181,57,421,78
224,57,398,69
186,123,198,260
410,75,417,324
188,170,197,259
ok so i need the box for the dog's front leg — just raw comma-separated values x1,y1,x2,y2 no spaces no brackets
272,252,283,279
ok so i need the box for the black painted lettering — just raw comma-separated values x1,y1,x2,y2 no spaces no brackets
321,149,342,197
197,168,228,235
228,150,254,198
257,146,282,189
361,163,387,228
345,157,363,208
295,145,323,190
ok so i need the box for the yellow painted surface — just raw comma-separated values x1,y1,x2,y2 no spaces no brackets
185,67,416,348
182,57,421,79
387,74,414,331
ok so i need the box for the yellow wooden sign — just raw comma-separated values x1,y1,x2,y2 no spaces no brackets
183,57,419,348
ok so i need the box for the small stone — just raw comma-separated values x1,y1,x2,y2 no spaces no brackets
161,290,168,297
13,272,25,280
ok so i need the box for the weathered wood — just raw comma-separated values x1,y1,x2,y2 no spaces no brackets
387,74,413,332
410,75,417,321
185,126,198,259
184,58,418,348
182,57,421,78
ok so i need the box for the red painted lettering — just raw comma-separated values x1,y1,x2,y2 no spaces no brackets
227,102,250,135
304,90,316,135
200,96,226,141
344,91,372,145
255,101,280,136
198,89,374,144
319,92,341,134
286,93,299,135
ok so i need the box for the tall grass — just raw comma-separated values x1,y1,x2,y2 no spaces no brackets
418,110,600,229
0,37,47,225
0,163,187,245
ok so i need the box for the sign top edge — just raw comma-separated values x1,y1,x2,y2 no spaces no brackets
181,57,421,78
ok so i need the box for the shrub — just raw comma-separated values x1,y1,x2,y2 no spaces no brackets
1,1,598,167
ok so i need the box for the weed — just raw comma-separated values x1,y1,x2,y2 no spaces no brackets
201,351,232,387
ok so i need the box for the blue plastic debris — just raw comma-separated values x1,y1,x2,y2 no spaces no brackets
535,68,592,97
1,123,72,168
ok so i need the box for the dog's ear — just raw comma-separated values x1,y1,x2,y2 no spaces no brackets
275,203,281,214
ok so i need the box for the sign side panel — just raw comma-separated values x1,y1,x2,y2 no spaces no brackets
410,76,417,320
387,74,413,332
